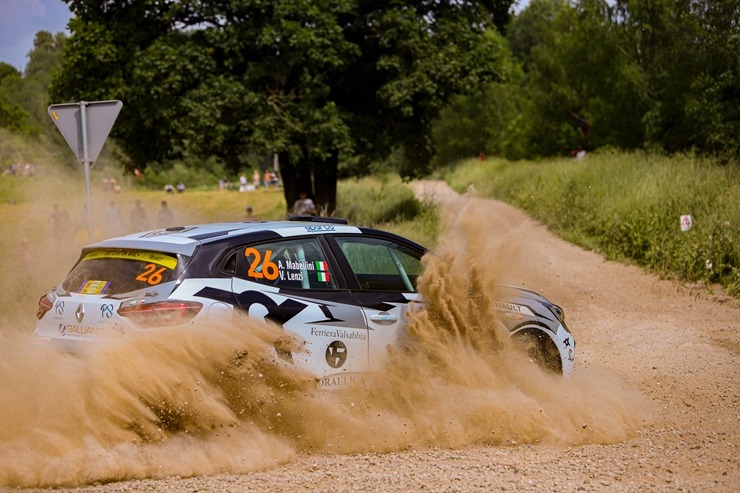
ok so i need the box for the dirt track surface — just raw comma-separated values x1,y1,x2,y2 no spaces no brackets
19,181,739,493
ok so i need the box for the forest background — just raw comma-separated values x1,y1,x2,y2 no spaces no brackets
0,0,738,297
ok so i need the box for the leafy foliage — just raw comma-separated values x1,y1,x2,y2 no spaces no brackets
434,0,740,162
51,0,513,212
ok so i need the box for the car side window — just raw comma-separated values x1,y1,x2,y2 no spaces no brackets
234,238,336,289
335,237,423,292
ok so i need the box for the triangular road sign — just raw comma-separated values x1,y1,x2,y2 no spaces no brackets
48,100,123,166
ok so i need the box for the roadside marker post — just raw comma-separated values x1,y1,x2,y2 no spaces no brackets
48,100,123,241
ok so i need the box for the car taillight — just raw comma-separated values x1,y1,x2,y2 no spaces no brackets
117,301,203,328
37,294,53,320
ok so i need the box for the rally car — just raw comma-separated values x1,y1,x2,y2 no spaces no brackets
33,217,574,386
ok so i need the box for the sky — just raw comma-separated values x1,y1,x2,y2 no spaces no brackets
0,0,73,72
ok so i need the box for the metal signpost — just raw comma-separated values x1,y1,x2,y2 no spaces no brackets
48,100,123,241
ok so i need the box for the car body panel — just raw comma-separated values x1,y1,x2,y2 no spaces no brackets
34,219,575,382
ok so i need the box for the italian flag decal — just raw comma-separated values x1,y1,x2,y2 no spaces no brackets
315,261,330,282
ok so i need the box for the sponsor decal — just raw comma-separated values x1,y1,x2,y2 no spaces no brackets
305,225,335,232
59,323,99,336
311,327,366,340
82,250,177,269
54,300,65,315
494,302,524,312
79,280,110,294
318,373,366,388
325,340,347,368
195,287,347,329
100,304,114,318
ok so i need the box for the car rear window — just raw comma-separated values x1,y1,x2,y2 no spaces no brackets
61,249,182,295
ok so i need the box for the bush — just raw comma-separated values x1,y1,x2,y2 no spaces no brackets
336,175,422,226
336,174,439,248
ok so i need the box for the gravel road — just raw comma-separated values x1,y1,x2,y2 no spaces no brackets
10,181,739,493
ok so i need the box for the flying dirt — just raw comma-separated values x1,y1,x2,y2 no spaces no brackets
2,181,737,492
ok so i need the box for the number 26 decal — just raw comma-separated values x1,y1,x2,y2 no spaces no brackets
245,247,279,281
136,263,167,285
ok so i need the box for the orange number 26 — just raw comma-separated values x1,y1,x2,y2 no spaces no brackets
135,263,167,285
245,247,279,281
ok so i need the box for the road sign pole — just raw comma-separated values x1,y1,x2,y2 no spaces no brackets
80,101,94,242
48,99,122,243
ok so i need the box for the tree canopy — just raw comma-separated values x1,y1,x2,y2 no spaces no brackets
51,0,513,212
5,0,734,208
433,0,739,162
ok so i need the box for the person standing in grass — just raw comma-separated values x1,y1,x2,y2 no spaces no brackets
157,200,175,228
292,192,316,216
244,205,259,222
130,199,149,232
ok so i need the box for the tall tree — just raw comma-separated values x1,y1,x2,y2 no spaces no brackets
0,31,66,135
51,0,512,212
617,0,740,155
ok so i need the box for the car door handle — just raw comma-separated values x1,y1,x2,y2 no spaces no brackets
370,313,397,324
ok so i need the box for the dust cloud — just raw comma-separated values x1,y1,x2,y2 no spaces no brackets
0,187,651,489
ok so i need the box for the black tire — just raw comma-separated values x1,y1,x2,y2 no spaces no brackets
512,328,563,374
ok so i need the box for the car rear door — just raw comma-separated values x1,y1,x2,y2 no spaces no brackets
231,236,370,387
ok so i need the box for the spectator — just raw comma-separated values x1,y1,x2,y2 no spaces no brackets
106,200,125,237
244,205,259,222
157,200,175,228
130,199,149,232
292,192,317,216
164,184,175,193
570,145,587,160
50,203,70,238
263,169,272,188
176,182,186,193
252,169,260,188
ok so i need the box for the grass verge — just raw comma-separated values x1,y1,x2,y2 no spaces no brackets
443,150,740,296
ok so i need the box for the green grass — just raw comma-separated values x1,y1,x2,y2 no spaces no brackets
444,150,740,296
336,174,440,248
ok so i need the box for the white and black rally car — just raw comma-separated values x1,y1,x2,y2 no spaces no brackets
34,217,575,386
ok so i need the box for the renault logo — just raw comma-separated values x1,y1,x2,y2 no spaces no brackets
75,304,85,323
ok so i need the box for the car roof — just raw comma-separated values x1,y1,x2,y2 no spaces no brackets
85,220,364,257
